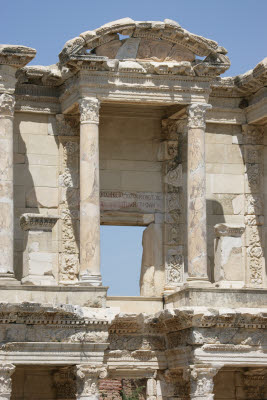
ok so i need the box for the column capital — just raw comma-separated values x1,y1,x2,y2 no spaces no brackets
76,365,107,399
79,97,100,124
187,103,212,129
0,94,15,117
0,363,15,400
188,364,222,400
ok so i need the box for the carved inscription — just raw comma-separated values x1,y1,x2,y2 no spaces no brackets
100,191,163,212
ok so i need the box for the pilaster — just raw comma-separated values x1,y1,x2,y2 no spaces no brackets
242,124,265,288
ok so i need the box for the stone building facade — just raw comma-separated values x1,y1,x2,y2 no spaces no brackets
0,18,267,399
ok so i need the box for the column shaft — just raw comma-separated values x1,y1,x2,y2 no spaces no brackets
187,103,211,283
0,94,15,279
79,98,101,285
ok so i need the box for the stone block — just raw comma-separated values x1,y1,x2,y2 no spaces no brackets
100,170,121,190
121,171,162,192
210,174,244,194
28,165,58,187
26,187,58,208
205,132,232,144
26,154,58,166
14,113,49,135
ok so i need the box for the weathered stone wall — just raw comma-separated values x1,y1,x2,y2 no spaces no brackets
13,112,59,281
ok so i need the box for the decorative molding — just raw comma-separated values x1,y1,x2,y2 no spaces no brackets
20,213,59,231
214,223,245,238
187,103,212,129
79,97,100,124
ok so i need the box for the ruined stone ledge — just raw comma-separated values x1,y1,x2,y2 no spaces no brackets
0,285,108,308
165,287,267,308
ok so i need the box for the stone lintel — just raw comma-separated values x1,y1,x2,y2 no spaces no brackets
20,213,59,231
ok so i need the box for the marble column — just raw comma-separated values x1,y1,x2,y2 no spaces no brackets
0,363,15,400
78,98,102,285
75,365,107,400
0,92,16,281
186,103,211,284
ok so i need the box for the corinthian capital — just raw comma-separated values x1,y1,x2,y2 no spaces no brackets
75,365,107,399
0,93,15,117
79,97,100,124
0,364,15,397
187,103,212,129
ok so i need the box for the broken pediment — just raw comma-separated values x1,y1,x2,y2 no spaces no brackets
58,18,230,77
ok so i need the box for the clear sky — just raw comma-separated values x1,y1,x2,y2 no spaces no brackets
2,0,266,296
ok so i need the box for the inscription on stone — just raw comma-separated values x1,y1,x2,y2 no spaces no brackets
100,191,163,212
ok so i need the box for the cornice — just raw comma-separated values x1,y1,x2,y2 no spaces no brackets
0,45,36,68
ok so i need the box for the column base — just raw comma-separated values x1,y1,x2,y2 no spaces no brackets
0,273,20,286
78,274,102,287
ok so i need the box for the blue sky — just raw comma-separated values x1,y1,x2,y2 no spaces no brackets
2,0,266,295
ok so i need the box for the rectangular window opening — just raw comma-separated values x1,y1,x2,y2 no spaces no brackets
100,225,146,296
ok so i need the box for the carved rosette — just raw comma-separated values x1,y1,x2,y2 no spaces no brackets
79,98,100,124
0,364,15,399
76,365,107,399
187,103,212,130
0,93,15,117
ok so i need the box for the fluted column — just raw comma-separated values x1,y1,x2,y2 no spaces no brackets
75,365,107,400
78,98,102,285
187,103,211,284
0,93,15,280
0,363,15,400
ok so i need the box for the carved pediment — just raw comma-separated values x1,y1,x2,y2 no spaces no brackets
58,18,230,77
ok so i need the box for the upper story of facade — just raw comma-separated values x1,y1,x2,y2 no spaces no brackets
1,18,267,312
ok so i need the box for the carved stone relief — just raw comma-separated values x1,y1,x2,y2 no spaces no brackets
242,124,265,287
58,133,79,284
